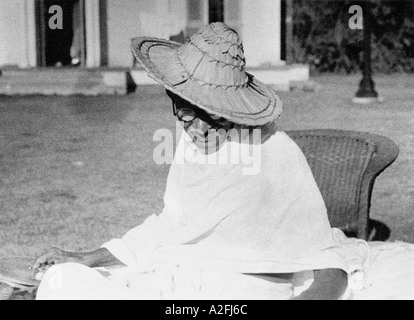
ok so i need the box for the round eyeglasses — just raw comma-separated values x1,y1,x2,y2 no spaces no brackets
176,108,197,123
172,100,232,129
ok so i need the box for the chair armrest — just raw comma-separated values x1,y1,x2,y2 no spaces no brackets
356,132,399,178
353,132,399,238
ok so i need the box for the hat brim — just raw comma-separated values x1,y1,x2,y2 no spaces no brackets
131,37,282,126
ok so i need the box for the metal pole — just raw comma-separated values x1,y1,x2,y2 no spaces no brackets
355,1,378,100
285,0,294,64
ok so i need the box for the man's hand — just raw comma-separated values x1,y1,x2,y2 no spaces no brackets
33,248,84,269
32,247,86,280
32,248,82,281
32,247,125,280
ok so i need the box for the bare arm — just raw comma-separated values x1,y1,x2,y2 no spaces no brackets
77,248,125,268
293,269,348,300
33,247,125,271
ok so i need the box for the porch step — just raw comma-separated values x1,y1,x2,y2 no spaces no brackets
0,68,134,96
131,63,310,92
0,64,310,95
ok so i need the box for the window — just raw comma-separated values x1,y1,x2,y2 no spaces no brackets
209,0,224,23
187,0,241,37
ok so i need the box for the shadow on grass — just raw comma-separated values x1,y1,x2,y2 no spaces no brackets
368,219,391,241
344,219,391,241
9,289,36,301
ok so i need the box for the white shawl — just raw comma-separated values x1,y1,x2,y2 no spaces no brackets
103,127,368,276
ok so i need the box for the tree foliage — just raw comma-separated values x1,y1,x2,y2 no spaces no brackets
292,0,414,73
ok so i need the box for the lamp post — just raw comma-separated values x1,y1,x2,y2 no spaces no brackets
285,0,294,64
353,0,380,104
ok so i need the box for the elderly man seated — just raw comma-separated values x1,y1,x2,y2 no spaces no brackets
27,23,414,300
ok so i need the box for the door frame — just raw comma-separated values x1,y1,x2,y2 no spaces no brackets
34,0,86,67
34,0,103,68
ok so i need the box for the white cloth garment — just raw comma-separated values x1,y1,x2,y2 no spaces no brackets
350,241,414,300
36,129,413,300
102,130,354,274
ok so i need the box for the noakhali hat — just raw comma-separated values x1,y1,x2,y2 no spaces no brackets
131,22,282,126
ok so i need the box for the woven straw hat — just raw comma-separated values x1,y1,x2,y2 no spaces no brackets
131,22,282,126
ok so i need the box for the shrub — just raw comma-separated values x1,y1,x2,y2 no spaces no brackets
292,0,414,73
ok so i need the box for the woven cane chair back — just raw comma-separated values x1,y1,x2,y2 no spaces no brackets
287,129,399,239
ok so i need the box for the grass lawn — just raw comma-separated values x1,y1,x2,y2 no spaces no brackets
0,73,413,261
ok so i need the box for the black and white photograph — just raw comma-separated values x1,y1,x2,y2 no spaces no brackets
0,0,413,304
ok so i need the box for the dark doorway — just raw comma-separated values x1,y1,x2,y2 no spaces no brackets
209,0,224,23
281,0,287,61
281,0,294,64
35,0,86,67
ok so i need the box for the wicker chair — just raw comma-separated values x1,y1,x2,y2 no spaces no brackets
286,129,399,240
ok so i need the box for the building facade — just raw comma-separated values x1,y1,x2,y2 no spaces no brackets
0,0,308,94
0,0,284,68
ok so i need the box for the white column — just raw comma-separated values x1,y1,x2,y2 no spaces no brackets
224,0,242,34
186,0,208,37
156,0,187,39
168,0,188,36
239,0,284,68
85,0,101,68
0,0,34,68
23,0,37,67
